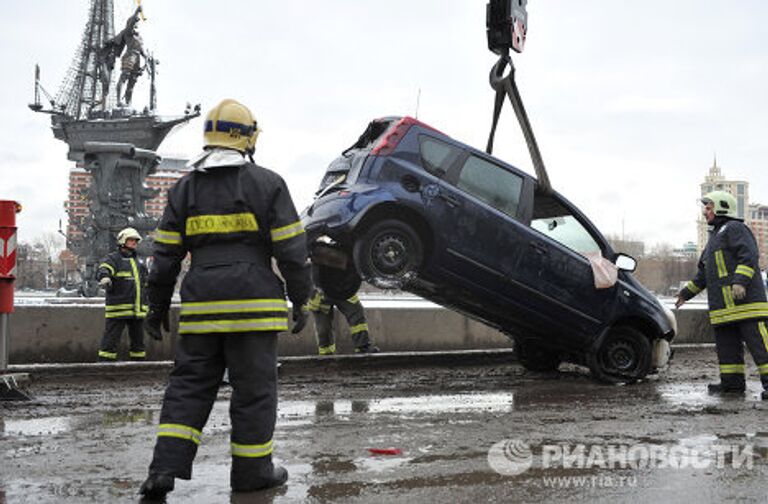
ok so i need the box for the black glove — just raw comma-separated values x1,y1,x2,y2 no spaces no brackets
145,305,170,341
291,305,308,334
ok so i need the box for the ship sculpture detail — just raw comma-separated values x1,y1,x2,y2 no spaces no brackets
30,0,200,295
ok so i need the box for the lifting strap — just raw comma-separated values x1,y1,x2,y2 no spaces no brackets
486,51,552,194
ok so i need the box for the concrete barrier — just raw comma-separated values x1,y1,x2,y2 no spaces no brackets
7,298,714,364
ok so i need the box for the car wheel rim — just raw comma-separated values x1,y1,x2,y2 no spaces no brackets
371,233,409,276
604,339,637,372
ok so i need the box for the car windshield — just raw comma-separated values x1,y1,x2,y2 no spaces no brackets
530,193,601,256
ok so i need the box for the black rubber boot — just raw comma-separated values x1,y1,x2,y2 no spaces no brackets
232,465,288,492
355,344,380,354
139,473,175,500
761,390,767,401
707,383,745,395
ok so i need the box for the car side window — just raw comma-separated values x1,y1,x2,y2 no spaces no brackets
419,136,461,176
456,155,523,217
530,215,601,256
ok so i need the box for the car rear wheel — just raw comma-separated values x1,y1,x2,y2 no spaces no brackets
353,219,423,289
589,326,652,384
514,340,561,372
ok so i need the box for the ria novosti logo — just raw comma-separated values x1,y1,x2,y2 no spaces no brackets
488,439,755,476
487,439,534,476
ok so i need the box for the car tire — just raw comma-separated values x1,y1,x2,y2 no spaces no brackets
589,326,652,384
514,340,561,372
353,219,423,289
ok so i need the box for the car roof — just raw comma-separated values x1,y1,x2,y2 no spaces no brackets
393,116,535,183
394,117,599,230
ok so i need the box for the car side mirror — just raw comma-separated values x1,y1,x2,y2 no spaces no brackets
614,253,637,272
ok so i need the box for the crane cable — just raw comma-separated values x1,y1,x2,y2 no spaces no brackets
486,50,552,194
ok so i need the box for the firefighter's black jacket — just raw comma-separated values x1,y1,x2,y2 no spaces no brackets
679,216,768,326
149,160,311,335
97,248,148,319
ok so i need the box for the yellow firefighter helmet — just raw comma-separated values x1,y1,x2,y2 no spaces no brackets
203,99,260,154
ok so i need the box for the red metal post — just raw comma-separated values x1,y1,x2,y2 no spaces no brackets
0,200,20,374
0,200,20,314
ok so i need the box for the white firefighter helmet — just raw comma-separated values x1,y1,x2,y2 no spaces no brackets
117,227,142,246
702,190,737,219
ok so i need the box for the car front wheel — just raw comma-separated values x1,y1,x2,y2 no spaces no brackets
589,326,652,384
353,219,423,289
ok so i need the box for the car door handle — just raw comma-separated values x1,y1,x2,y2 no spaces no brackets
438,192,461,207
529,242,548,255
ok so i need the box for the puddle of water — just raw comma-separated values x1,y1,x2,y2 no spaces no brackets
2,416,72,436
356,455,413,473
657,383,723,407
3,391,512,444
658,382,765,408
2,409,154,437
274,461,314,502
370,393,514,415
282,457,412,501
277,392,514,426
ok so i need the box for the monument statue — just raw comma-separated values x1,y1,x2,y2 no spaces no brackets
108,6,147,107
30,0,200,296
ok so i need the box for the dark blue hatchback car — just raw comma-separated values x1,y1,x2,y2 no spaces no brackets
302,116,676,382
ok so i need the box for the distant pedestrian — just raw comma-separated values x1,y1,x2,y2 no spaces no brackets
96,227,147,362
676,191,768,399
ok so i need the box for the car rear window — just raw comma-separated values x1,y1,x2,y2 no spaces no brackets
419,136,462,176
456,155,523,217
345,119,396,152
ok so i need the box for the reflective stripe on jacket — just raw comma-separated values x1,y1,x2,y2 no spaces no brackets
148,156,311,335
679,218,768,326
97,249,148,319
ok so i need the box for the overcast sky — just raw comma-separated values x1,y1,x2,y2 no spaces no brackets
3,1,767,250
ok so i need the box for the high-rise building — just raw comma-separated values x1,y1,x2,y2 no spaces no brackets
697,158,749,254
144,158,188,217
697,158,767,271
64,157,188,246
64,165,92,243
749,203,768,270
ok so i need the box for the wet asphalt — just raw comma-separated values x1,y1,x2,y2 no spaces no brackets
1,347,767,503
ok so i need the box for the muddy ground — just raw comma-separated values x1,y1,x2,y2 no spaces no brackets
1,347,767,503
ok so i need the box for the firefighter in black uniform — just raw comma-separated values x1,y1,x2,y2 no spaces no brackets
139,99,311,499
307,288,378,354
676,191,768,399
96,227,148,361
